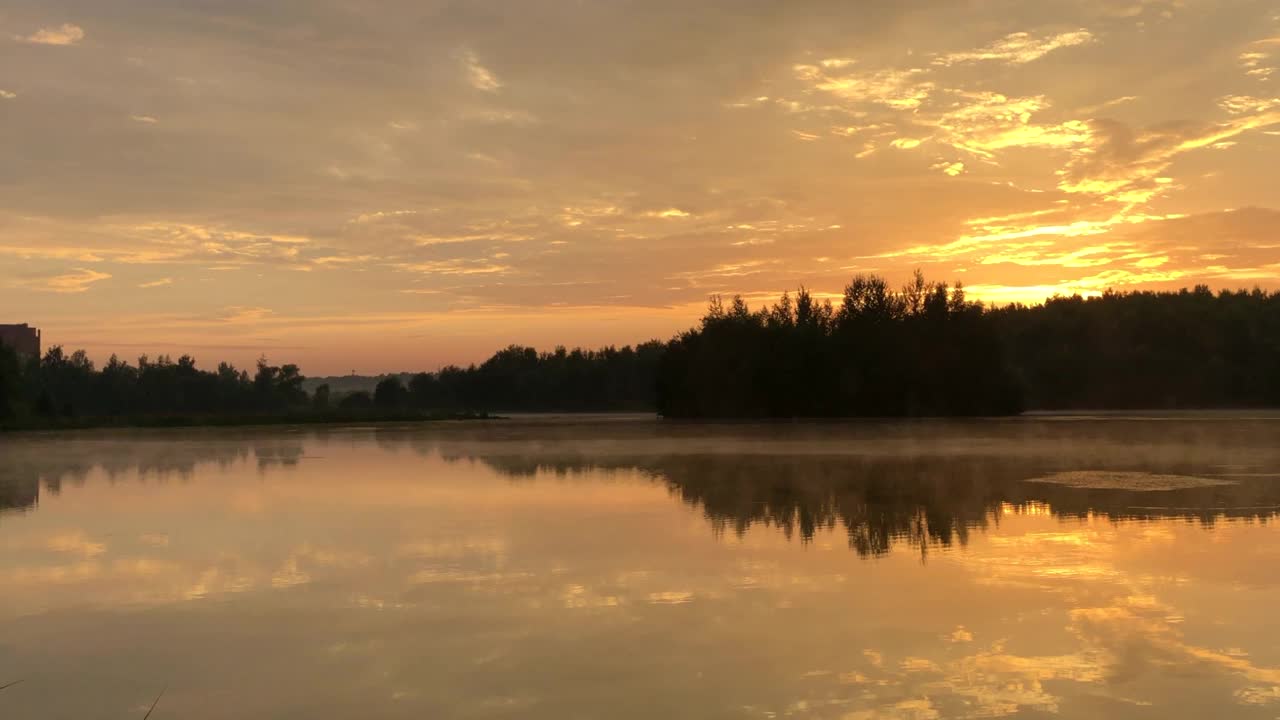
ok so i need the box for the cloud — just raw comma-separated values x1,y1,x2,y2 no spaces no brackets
26,268,112,293
394,259,513,276
1240,51,1274,81
1,0,1279,371
1058,110,1280,200
930,92,1093,158
217,307,274,324
648,208,691,219
311,255,375,266
870,201,1280,295
463,51,502,92
0,90,15,100
1219,96,1279,115
21,23,85,46
138,278,173,288
0,217,347,271
130,115,159,124
464,108,538,126
349,209,420,224
882,216,1131,262
934,30,1095,66
123,222,314,266
413,233,499,246
944,208,1280,303
794,64,935,110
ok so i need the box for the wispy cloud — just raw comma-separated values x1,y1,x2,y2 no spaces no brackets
311,255,375,266
126,222,312,265
1219,96,1280,115
138,278,173,289
462,50,502,92
0,217,335,269
930,92,1093,157
217,307,274,324
1059,110,1280,201
464,108,538,125
29,268,112,293
794,64,934,110
647,208,691,219
934,30,1094,66
130,114,159,124
20,23,85,46
1240,51,1274,81
349,209,420,224
0,90,15,100
395,259,513,276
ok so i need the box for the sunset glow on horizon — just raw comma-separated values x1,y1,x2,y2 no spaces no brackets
2,0,1279,374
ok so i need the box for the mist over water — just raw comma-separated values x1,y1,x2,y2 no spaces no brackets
3,415,1280,718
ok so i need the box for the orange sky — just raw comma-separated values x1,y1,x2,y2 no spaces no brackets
2,1,1278,374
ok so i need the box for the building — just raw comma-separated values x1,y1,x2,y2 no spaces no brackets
0,323,41,360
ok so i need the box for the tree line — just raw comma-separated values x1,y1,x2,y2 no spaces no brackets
658,274,1280,417
3,273,1279,425
658,273,1023,417
357,343,665,413
0,341,664,424
992,285,1280,409
0,349,309,423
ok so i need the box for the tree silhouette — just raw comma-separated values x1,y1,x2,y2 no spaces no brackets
658,273,1023,417
0,343,22,419
374,376,408,409
3,276,1278,427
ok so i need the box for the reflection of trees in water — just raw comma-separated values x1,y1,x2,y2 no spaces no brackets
4,420,1279,559
659,456,1003,558
0,435,305,516
466,451,1280,559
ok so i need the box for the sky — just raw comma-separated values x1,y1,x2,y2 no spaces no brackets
1,0,1278,374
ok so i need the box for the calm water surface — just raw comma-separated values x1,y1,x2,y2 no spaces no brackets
3,416,1280,719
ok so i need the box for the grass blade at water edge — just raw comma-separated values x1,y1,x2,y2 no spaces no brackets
142,686,166,719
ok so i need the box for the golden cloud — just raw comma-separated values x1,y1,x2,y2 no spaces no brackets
933,30,1095,66
21,23,85,45
1059,110,1280,201
462,50,502,92
794,64,935,110
24,268,113,294
929,92,1093,157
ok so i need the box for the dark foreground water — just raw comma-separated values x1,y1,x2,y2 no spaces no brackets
3,415,1280,719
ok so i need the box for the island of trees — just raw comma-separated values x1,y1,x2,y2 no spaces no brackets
3,273,1278,428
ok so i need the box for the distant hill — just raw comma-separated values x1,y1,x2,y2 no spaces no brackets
302,374,415,396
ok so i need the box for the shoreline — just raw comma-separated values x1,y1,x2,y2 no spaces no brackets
0,410,495,434
7,407,1280,435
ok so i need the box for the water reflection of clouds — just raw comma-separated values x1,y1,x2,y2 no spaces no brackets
3,421,1280,718
45,530,107,558
903,514,1280,715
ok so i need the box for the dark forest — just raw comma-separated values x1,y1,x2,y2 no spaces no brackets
3,274,1279,426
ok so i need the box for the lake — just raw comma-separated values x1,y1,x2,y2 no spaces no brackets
3,415,1280,719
